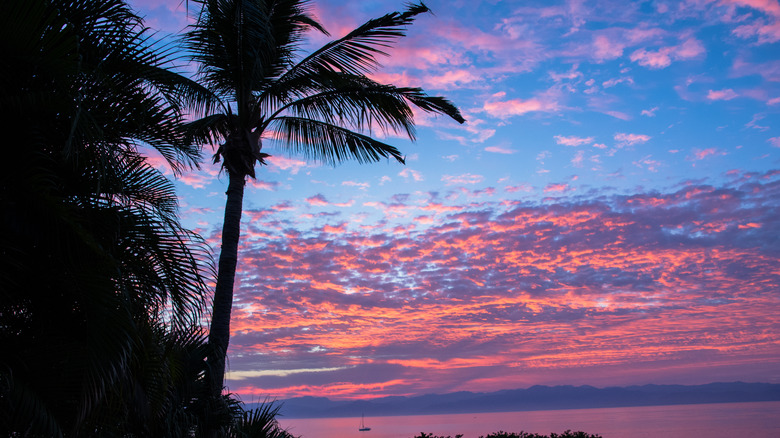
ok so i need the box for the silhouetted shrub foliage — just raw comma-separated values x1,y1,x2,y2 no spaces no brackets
414,430,602,438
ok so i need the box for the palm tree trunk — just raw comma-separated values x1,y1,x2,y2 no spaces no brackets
208,170,245,398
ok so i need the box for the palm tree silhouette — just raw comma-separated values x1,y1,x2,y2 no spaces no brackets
183,0,465,398
1,0,214,434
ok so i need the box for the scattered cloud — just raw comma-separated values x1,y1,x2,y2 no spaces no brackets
224,166,780,400
250,180,281,191
485,146,517,154
306,194,329,206
399,168,424,182
482,92,560,118
746,114,770,130
543,182,570,192
687,148,727,161
641,107,659,117
633,155,663,172
269,156,309,174
554,135,594,147
442,173,485,185
614,133,651,147
343,180,370,191
592,34,625,61
707,89,739,101
602,77,634,88
630,37,705,69
571,150,585,168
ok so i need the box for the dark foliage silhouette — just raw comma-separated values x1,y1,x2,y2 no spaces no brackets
0,0,220,434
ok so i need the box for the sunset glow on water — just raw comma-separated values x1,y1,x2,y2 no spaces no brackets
130,0,780,402
278,402,780,438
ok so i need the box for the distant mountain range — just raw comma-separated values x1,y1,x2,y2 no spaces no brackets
265,382,780,418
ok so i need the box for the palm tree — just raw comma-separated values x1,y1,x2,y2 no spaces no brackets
0,0,215,434
184,0,465,398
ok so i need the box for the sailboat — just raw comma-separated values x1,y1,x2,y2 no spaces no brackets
359,414,371,431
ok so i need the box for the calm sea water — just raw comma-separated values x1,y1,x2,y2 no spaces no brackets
278,401,780,438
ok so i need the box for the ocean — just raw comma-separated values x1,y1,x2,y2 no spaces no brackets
278,401,780,438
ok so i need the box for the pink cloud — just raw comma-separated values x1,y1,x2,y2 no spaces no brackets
249,180,280,191
425,69,481,89
707,89,739,100
614,133,651,147
483,96,559,118
722,0,780,16
746,114,769,130
505,184,533,193
676,37,707,58
630,47,673,68
304,194,355,208
641,107,659,117
177,165,221,189
602,77,634,88
144,154,174,175
554,135,594,147
223,171,780,399
549,65,583,82
435,22,543,69
342,181,370,191
768,137,780,147
399,168,424,181
485,146,516,154
731,58,780,82
586,27,667,63
688,148,727,160
378,43,470,70
699,0,780,43
543,183,569,193
736,21,780,43
727,0,780,42
269,156,309,174
442,173,484,186
605,111,632,121
306,194,329,206
630,37,705,69
593,35,625,61
368,71,418,89
322,223,347,234
633,155,663,172
571,150,585,168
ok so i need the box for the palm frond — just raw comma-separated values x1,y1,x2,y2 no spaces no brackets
262,73,464,137
229,399,294,438
185,113,232,146
185,0,276,102
270,116,405,165
278,2,430,81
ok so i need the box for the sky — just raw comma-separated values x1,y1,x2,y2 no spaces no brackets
128,0,780,401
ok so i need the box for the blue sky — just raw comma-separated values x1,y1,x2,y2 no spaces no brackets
129,0,780,400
